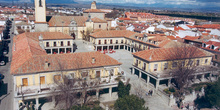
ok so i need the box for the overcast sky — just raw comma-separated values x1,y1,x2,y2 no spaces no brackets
2,0,220,9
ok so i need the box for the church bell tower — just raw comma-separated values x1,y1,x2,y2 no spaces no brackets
34,0,48,32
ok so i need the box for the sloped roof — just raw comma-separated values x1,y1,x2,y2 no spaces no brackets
83,9,106,13
91,17,107,23
11,32,121,75
133,46,213,62
11,51,121,75
90,30,136,38
48,16,87,27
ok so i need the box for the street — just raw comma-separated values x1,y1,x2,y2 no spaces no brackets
0,19,15,110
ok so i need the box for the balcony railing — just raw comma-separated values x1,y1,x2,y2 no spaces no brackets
134,63,138,67
15,74,127,97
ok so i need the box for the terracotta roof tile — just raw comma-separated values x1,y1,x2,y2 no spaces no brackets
11,32,121,75
91,17,107,23
48,16,87,27
90,30,136,38
133,47,212,62
12,52,121,75
83,9,106,13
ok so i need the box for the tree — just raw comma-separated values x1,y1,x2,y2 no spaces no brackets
205,79,220,109
53,56,101,109
118,80,131,98
53,58,78,109
114,95,148,110
81,28,93,41
133,82,145,98
166,44,201,97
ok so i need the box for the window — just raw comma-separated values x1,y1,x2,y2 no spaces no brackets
139,45,141,49
82,72,88,79
143,63,146,70
205,59,208,64
181,61,185,66
203,43,206,47
96,71,100,78
99,25,101,28
22,78,28,86
211,45,214,49
125,40,127,44
196,60,200,66
39,0,42,7
99,40,101,44
121,40,123,44
54,75,61,82
110,39,112,44
40,76,45,85
164,63,168,70
53,42,56,47
154,64,158,71
104,40,107,44
172,62,177,68
61,41,63,46
188,60,193,66
116,40,118,44
67,41,70,46
46,42,49,47
215,55,218,59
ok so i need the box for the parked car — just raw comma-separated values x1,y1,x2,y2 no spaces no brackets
0,74,4,87
0,56,6,66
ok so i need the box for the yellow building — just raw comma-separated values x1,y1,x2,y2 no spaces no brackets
132,46,216,90
11,32,123,109
90,30,179,52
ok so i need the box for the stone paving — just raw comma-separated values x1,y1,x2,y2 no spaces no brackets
106,50,173,110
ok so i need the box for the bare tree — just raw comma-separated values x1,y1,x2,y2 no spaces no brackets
166,44,202,97
132,82,145,98
53,55,101,109
53,58,78,109
81,27,93,41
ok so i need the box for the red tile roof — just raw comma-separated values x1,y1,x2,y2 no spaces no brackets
83,9,106,13
90,30,136,38
133,46,212,62
48,16,87,27
174,26,185,31
11,51,121,75
26,32,73,40
11,32,121,75
91,17,107,23
167,36,177,40
183,36,200,41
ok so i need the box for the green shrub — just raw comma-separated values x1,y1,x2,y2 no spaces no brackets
169,87,175,92
115,77,121,82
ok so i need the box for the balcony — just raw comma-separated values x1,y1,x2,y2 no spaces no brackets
133,63,138,67
15,74,127,97
142,67,146,71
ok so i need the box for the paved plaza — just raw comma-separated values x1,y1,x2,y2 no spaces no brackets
106,50,173,110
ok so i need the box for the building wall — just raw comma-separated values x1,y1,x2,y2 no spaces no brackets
134,56,213,73
35,0,46,22
14,66,120,87
43,39,73,47
93,23,107,30
48,26,86,40
83,13,105,20
93,37,125,45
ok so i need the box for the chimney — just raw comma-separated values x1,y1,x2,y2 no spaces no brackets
44,61,50,68
92,57,95,64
